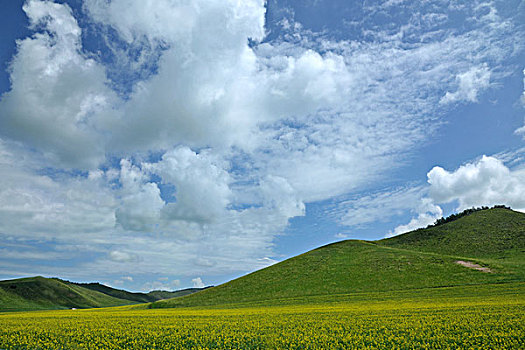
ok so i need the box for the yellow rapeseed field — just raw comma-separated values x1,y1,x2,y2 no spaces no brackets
1,289,524,349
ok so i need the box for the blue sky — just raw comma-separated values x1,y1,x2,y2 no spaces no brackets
0,0,524,292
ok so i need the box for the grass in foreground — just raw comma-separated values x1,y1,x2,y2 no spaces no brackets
1,283,523,349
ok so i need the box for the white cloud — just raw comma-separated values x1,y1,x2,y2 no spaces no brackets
440,65,491,104
515,68,525,138
145,147,232,224
0,140,117,239
142,279,181,292
108,250,140,263
339,187,425,228
427,155,525,211
85,0,268,154
516,126,525,138
387,198,443,237
336,185,442,237
257,257,278,266
115,159,165,231
258,175,305,218
522,68,525,104
0,248,70,260
191,277,205,288
0,0,115,169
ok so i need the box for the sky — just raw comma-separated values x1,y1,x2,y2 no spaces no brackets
0,0,524,292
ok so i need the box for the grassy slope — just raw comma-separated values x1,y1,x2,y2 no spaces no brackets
74,282,154,303
0,277,209,311
0,277,134,311
153,208,525,308
76,282,208,302
379,208,525,258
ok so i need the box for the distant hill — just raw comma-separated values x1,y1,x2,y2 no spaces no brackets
72,282,209,303
152,208,525,308
147,287,213,300
0,276,207,312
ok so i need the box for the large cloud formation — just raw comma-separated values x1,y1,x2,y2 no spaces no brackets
0,0,523,287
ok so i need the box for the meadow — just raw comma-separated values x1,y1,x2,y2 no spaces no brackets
1,283,523,349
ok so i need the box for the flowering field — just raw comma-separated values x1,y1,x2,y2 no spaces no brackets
1,283,524,349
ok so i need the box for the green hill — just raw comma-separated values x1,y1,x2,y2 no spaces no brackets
0,277,207,312
74,282,210,303
152,208,525,308
71,282,153,303
379,208,525,259
0,276,132,311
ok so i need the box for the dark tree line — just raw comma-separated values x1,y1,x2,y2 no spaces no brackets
428,205,511,228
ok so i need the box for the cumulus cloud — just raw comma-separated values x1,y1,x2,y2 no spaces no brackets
427,155,525,211
116,159,164,231
440,65,491,104
258,175,305,218
146,147,232,224
84,0,268,153
191,277,205,288
0,0,114,169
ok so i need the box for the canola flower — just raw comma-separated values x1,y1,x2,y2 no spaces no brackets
0,293,524,349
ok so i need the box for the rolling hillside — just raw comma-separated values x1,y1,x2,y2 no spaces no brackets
0,277,132,311
73,282,209,303
152,208,525,308
0,276,207,311
379,208,525,258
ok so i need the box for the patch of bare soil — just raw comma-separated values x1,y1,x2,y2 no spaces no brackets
455,260,492,273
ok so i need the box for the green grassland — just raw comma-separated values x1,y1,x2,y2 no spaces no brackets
152,208,524,308
1,282,523,349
